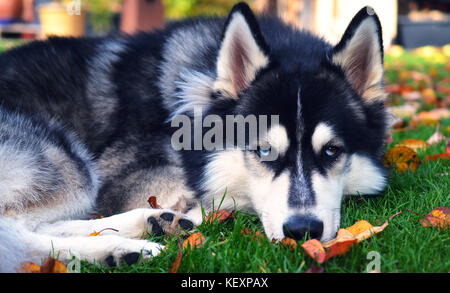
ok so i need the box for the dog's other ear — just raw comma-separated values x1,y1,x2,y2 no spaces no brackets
330,7,385,103
214,2,270,99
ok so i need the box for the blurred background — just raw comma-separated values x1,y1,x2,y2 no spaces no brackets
0,1,449,142
0,0,449,49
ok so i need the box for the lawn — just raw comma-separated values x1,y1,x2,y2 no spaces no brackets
81,45,450,273
1,40,449,273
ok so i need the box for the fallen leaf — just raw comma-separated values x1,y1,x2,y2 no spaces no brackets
21,257,68,273
427,125,446,146
422,88,437,105
301,239,326,263
424,152,450,162
240,228,265,243
302,212,401,263
281,237,298,250
322,237,357,261
89,227,119,236
421,207,450,229
402,91,422,101
205,210,233,224
148,196,162,209
389,104,420,119
382,146,421,173
182,232,205,249
385,84,401,94
20,262,41,273
396,139,427,152
351,221,389,243
411,108,450,127
322,229,356,248
169,239,183,273
392,120,406,129
344,220,374,235
39,257,68,273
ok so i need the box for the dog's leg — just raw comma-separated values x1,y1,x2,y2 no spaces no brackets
34,208,195,239
25,230,164,267
0,216,164,272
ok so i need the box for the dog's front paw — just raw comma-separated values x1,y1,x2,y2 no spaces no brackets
146,210,194,237
103,239,164,267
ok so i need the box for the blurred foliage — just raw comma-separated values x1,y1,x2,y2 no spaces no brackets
163,0,245,19
85,0,246,33
84,0,122,33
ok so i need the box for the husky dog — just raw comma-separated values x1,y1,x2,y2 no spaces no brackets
0,3,389,272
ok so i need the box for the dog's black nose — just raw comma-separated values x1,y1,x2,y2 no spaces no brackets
283,216,323,240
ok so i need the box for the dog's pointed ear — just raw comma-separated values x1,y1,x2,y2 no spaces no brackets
214,2,270,99
330,7,385,103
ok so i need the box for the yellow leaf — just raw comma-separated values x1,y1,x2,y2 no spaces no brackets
345,220,374,235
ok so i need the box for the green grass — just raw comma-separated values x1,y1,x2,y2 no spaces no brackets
1,40,448,273
79,120,450,273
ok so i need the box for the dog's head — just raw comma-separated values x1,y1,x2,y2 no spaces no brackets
170,3,389,241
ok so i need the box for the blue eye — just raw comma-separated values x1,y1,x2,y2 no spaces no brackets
325,146,340,157
258,147,271,157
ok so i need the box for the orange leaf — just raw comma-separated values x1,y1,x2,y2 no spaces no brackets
411,108,450,127
89,227,119,236
302,212,401,263
39,257,68,273
20,262,41,273
205,210,233,224
301,239,326,263
281,237,298,250
422,88,437,105
396,139,427,152
148,196,162,209
421,207,450,229
345,220,374,235
240,228,265,243
382,146,420,173
182,232,205,249
323,238,357,262
352,221,389,242
322,229,354,248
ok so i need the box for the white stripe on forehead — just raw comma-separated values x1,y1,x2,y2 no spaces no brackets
311,123,336,153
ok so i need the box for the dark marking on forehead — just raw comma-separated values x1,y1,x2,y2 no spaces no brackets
288,87,315,208
296,87,304,143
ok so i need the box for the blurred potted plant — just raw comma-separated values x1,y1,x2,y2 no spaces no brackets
0,0,23,23
38,0,85,37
